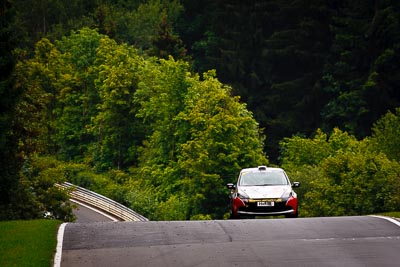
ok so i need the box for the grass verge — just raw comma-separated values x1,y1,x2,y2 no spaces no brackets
0,219,61,267
375,211,400,219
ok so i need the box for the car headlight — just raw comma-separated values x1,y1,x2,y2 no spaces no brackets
281,190,293,200
236,191,249,203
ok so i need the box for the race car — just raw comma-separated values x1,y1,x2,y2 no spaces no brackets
227,166,300,219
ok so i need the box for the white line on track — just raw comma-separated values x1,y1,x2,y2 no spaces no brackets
70,198,119,222
369,215,400,228
53,200,119,266
54,222,67,267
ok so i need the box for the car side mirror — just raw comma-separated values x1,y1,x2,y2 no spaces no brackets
292,182,300,188
226,183,236,190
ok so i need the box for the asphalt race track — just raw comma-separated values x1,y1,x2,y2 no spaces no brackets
71,201,117,223
59,216,400,267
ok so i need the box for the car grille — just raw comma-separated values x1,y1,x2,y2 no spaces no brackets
238,201,292,213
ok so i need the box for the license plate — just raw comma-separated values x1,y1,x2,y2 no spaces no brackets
257,201,274,207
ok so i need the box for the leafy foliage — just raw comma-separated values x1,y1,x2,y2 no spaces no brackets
90,36,143,170
6,0,400,163
133,60,267,219
179,0,400,161
369,108,400,161
3,0,400,221
0,0,25,219
20,156,76,221
9,29,266,220
53,28,102,161
281,121,400,217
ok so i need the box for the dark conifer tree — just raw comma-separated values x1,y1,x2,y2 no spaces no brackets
321,0,400,137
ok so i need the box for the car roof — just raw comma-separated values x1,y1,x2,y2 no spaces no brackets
240,166,284,174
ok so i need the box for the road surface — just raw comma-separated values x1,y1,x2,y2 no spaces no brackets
59,216,400,267
72,200,117,223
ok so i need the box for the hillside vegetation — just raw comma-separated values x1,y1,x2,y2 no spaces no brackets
1,0,400,220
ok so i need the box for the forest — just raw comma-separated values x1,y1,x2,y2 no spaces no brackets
1,0,400,221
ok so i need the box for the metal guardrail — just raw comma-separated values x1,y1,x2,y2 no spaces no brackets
57,182,148,222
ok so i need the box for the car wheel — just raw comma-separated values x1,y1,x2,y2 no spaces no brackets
285,210,298,218
230,212,240,219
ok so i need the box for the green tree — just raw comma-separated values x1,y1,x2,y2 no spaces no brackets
1,1,75,220
133,59,267,219
8,43,77,221
280,128,359,211
175,70,267,217
178,0,400,162
369,108,400,161
321,1,400,137
94,0,183,51
148,15,188,60
53,28,103,161
176,0,218,72
302,150,400,217
9,31,105,220
0,0,26,220
13,39,56,158
280,128,358,168
90,36,144,170
280,128,400,217
20,156,76,221
179,0,332,161
134,57,191,167
12,0,99,47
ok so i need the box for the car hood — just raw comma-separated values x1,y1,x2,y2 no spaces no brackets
238,185,291,199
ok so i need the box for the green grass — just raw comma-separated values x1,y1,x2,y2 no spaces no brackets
375,211,400,218
0,219,61,267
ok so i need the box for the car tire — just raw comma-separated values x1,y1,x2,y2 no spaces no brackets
230,212,240,219
285,210,298,218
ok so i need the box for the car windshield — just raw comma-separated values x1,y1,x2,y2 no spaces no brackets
239,171,288,186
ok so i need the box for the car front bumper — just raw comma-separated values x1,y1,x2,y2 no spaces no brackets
237,209,295,216
235,198,297,216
